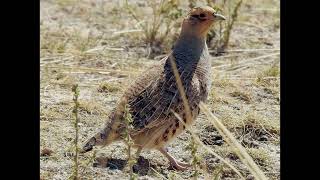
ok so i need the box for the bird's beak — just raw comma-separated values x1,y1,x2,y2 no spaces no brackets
213,13,226,21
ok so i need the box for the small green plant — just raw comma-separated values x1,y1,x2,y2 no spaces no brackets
123,104,138,180
70,84,80,180
188,136,200,179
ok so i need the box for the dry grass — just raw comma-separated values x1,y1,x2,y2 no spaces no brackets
124,0,184,57
40,0,280,179
199,103,268,180
97,82,122,93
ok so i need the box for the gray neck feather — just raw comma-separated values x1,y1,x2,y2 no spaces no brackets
166,35,209,72
164,34,210,86
173,35,206,64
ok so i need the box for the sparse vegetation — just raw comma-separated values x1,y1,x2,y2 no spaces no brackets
230,89,252,103
220,0,244,52
123,104,138,180
263,65,280,77
124,0,184,58
97,82,121,93
188,136,200,179
70,84,80,180
40,0,280,179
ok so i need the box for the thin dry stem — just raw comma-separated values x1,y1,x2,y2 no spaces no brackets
171,111,245,179
71,84,80,180
199,102,268,180
212,53,280,69
169,58,245,179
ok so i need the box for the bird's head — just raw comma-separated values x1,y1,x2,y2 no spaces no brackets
181,6,226,38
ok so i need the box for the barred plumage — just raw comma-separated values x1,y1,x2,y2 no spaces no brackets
81,6,225,170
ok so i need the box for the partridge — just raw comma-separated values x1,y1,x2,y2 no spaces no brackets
81,6,226,170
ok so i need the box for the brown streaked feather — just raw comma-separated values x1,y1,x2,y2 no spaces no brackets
124,53,209,136
81,6,220,153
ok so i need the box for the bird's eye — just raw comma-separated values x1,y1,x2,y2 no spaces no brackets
191,15,199,18
191,14,206,20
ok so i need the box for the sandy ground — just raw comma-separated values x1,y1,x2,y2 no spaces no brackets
40,0,280,179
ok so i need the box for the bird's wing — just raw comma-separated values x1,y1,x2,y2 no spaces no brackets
124,54,200,134
125,55,174,131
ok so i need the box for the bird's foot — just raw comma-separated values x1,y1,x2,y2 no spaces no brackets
169,159,192,171
159,147,191,171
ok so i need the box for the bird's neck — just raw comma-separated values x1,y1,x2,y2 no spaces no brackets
175,34,206,51
171,34,209,69
163,33,210,87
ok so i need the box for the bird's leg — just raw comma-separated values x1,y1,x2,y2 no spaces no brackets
158,147,191,170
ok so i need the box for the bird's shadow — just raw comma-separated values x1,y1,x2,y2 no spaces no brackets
93,156,157,176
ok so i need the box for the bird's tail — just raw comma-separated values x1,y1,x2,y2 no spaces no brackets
81,99,127,153
81,118,123,153
81,129,110,153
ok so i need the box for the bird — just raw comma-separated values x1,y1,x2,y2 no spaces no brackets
81,6,226,170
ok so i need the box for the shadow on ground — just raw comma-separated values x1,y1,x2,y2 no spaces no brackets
93,156,157,176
